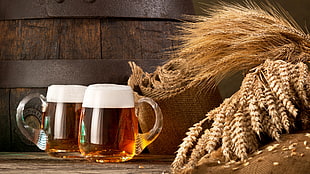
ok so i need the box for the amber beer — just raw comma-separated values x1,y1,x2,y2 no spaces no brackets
79,107,138,162
43,103,82,157
79,84,163,162
43,85,86,158
79,84,138,162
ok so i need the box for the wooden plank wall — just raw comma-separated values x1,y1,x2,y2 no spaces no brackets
0,18,178,60
0,18,180,151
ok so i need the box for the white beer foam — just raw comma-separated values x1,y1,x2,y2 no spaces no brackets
82,84,134,108
46,85,87,103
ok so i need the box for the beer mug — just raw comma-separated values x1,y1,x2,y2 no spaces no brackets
16,85,87,158
79,84,163,162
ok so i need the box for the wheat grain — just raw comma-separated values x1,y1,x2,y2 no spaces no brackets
263,81,283,132
254,74,268,110
296,62,309,106
222,118,233,160
185,129,211,171
231,111,248,160
278,60,295,98
261,110,281,141
276,99,291,133
205,113,224,153
184,98,234,168
249,97,261,135
171,117,208,171
264,61,297,120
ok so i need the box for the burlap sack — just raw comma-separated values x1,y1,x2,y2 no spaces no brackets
190,131,310,174
128,59,222,154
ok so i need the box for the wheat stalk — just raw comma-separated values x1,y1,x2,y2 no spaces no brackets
170,1,310,90
171,116,208,171
171,60,310,173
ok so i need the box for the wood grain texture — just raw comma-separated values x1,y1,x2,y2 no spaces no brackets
0,19,102,60
138,20,178,60
0,18,179,60
0,19,59,60
0,20,21,60
101,18,179,60
17,19,60,60
59,19,101,59
0,89,10,151
0,152,173,174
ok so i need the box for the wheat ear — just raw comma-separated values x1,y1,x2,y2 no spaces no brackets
171,117,208,171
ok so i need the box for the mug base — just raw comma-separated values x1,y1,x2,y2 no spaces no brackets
85,155,134,163
47,150,83,159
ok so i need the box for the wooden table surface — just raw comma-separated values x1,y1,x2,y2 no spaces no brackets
0,152,173,174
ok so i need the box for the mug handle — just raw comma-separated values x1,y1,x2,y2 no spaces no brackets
16,93,48,150
135,97,163,155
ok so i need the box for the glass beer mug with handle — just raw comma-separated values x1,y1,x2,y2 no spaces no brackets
16,85,87,158
79,84,163,162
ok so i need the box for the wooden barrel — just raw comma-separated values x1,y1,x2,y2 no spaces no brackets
0,0,194,152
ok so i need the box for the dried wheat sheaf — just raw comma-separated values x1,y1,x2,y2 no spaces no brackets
170,1,310,89
170,1,310,173
171,60,310,173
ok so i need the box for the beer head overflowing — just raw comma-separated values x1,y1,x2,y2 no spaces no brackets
82,84,135,108
46,85,87,103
